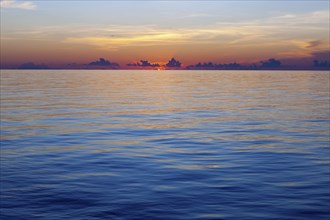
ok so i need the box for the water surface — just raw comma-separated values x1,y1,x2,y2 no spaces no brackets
1,70,329,219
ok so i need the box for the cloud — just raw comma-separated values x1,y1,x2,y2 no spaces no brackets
166,58,181,68
289,39,324,50
5,21,326,64
19,62,48,69
5,9,328,50
260,58,281,68
2,9,328,63
278,39,327,59
306,40,322,49
60,24,255,51
270,11,329,25
0,0,36,10
88,58,119,68
127,60,160,67
59,11,328,51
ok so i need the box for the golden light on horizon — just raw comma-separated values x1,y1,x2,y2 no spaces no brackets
0,1,328,69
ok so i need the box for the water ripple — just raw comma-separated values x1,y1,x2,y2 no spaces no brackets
1,70,329,219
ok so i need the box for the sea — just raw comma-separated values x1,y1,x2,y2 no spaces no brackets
1,70,329,219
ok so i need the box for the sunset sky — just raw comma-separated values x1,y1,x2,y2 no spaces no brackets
1,0,329,68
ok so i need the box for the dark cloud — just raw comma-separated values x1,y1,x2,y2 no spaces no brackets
186,59,284,70
280,50,329,68
88,58,119,67
19,62,48,69
313,60,329,68
127,60,160,67
186,61,241,70
166,58,181,68
312,51,330,69
260,58,281,68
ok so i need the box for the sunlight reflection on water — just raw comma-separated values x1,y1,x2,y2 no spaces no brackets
1,70,329,219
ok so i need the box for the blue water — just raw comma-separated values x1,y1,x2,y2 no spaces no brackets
1,70,329,219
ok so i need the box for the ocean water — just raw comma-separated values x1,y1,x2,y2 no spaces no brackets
0,70,329,220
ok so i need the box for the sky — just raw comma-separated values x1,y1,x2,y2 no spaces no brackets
0,0,329,68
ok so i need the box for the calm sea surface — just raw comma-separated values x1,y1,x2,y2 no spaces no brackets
1,70,329,219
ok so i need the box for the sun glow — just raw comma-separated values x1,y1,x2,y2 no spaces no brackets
0,1,329,69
